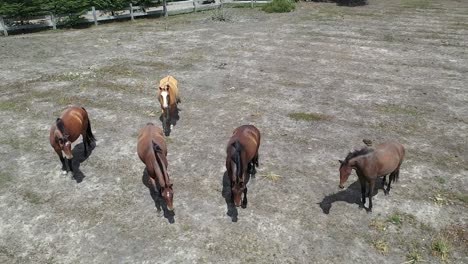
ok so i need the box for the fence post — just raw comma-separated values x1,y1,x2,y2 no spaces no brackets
130,3,134,21
193,0,197,13
92,6,98,26
50,13,56,30
163,0,168,17
251,0,253,8
0,16,8,36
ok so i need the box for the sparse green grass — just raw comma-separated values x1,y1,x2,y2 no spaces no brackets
401,0,432,9
262,0,295,13
231,3,264,8
451,22,468,30
378,105,419,116
383,33,395,42
387,211,417,226
387,213,402,225
259,172,281,182
288,112,332,122
431,236,450,261
182,224,191,232
96,64,137,77
434,176,446,184
369,219,386,231
0,101,19,111
455,193,468,204
406,249,424,263
0,171,13,189
23,191,47,205
373,240,389,255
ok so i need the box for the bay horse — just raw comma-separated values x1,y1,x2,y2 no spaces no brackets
157,76,180,137
338,141,405,212
226,125,261,208
137,123,174,212
49,106,95,174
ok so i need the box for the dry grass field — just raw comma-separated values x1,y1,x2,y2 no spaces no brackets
0,0,467,263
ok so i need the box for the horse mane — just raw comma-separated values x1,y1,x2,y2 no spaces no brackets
152,142,162,153
230,140,243,183
55,118,66,138
153,142,169,187
344,147,373,164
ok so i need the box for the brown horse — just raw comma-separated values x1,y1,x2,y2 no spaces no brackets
137,123,174,211
226,125,261,208
157,76,180,137
339,141,405,212
49,106,95,174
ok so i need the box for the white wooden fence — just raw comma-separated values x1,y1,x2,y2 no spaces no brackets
0,0,271,36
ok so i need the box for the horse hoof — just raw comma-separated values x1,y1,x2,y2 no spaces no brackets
157,210,163,217
231,217,238,223
241,203,247,209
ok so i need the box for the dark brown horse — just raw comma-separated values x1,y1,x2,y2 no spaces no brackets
339,141,405,212
49,106,95,174
158,76,180,137
137,123,174,211
226,125,261,208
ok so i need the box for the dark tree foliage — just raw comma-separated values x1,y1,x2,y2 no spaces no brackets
0,0,43,18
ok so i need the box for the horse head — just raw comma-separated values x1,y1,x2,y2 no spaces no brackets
159,82,171,110
55,118,73,159
161,181,174,211
231,179,245,207
338,159,352,189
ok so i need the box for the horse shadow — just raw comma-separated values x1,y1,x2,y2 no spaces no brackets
222,171,238,222
310,0,367,6
141,169,175,224
70,141,96,183
318,180,384,214
159,106,180,137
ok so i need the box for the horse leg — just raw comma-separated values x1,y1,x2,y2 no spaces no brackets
382,175,387,188
359,177,366,209
248,162,256,176
149,176,163,216
386,168,399,195
66,158,73,173
368,179,376,212
241,187,248,208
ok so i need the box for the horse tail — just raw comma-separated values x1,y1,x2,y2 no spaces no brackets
81,107,96,144
86,120,96,144
56,118,65,134
232,140,243,182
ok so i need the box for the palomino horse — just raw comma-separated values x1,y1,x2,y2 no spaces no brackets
49,106,95,174
137,123,174,212
338,141,405,212
157,76,180,137
226,125,261,209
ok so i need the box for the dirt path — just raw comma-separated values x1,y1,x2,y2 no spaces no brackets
0,1,467,263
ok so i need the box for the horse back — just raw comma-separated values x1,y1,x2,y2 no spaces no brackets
137,124,167,164
58,106,89,142
229,125,260,160
374,141,405,174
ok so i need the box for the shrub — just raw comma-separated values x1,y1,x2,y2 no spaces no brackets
262,0,295,13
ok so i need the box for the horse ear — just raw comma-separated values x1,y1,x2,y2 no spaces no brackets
339,160,344,164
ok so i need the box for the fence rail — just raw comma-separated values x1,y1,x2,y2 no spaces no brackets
0,0,270,36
